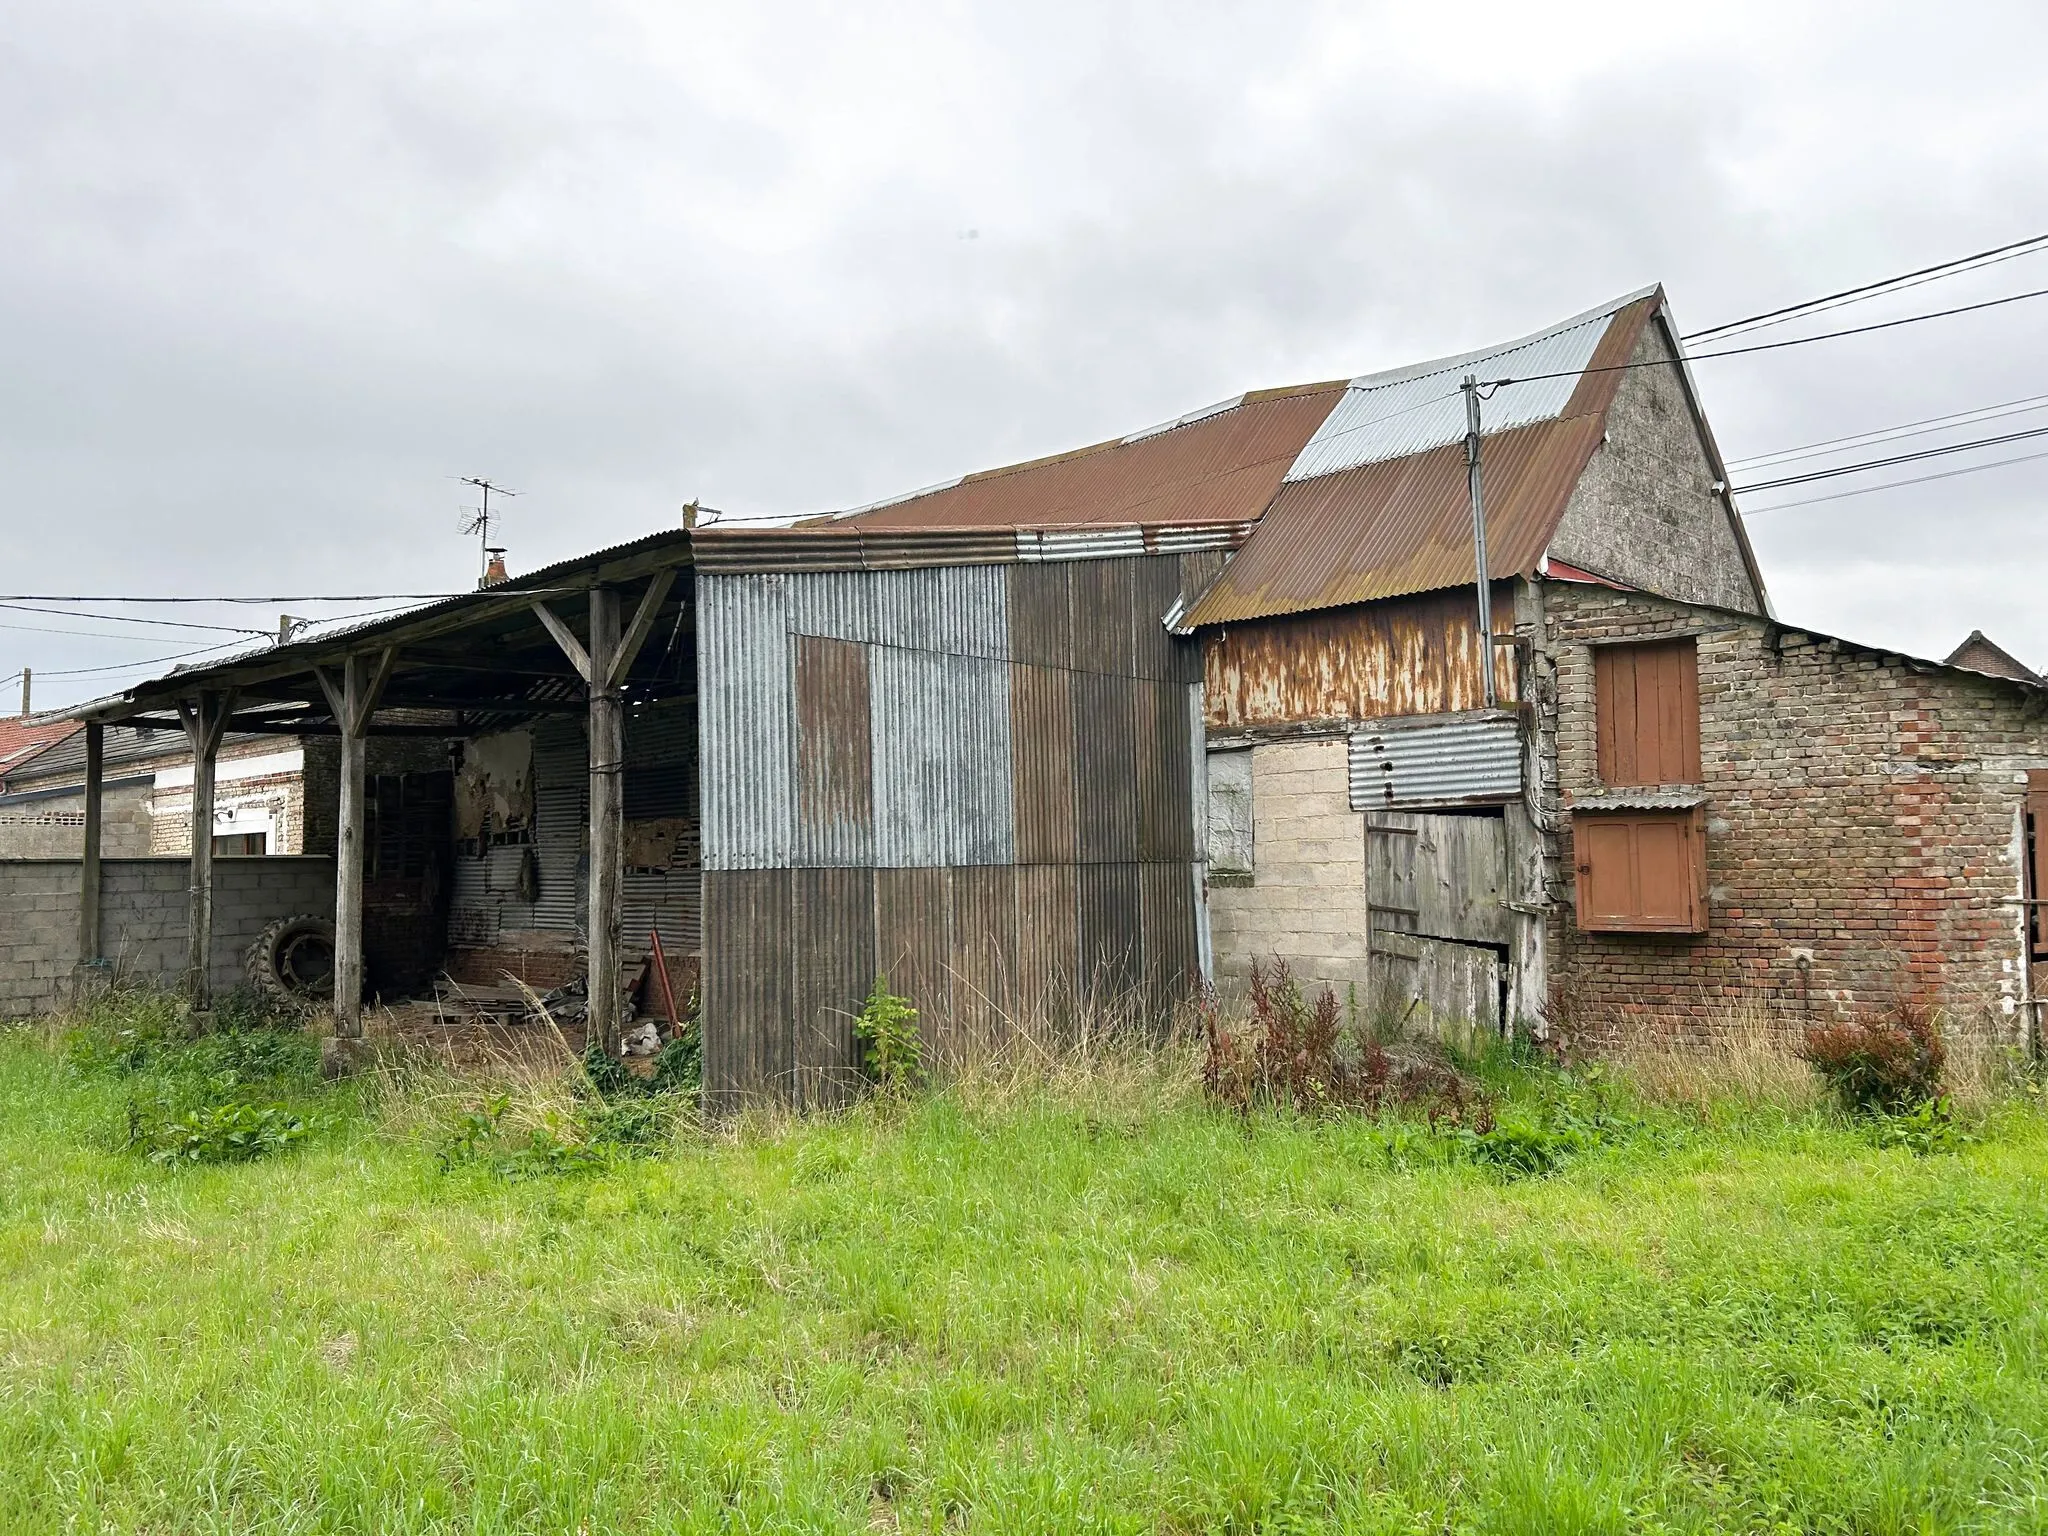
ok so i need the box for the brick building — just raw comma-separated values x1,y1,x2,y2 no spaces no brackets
1171,285,2048,1048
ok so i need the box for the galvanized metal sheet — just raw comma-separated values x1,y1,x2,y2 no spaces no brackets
868,645,1016,868
791,866,874,1110
1285,288,1653,481
1349,712,1522,810
783,564,1011,660
699,574,794,870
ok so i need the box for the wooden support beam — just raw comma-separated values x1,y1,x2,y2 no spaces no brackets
530,601,593,684
587,587,624,1055
174,690,235,1009
606,569,677,690
77,721,103,968
314,652,395,1044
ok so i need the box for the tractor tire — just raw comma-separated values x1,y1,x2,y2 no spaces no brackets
245,914,338,1004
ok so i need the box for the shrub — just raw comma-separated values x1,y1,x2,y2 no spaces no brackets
1798,998,1946,1116
855,976,922,1093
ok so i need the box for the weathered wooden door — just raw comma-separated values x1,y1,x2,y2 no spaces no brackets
1366,811,1509,1034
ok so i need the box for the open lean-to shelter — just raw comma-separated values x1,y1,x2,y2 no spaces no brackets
55,284,2048,1098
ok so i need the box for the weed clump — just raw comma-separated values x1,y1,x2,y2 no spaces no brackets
1798,998,1946,1116
1200,959,1474,1122
855,976,922,1094
66,984,325,1168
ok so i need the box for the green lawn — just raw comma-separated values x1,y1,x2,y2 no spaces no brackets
2,1018,2047,1533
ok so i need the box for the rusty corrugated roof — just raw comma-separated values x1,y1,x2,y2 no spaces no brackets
1181,294,1659,626
833,383,1345,530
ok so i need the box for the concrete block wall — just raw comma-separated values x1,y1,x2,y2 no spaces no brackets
1206,737,1372,998
0,783,155,859
1536,582,2048,1044
0,856,335,1018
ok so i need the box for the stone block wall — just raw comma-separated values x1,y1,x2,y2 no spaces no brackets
0,782,154,858
1534,581,2048,1044
1206,737,1372,999
0,856,335,1018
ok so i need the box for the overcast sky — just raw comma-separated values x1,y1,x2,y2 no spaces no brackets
6,0,2048,710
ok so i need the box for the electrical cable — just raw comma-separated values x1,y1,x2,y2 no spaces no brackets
1730,421,2048,494
1487,285,2048,388
26,636,264,679
0,602,269,635
1741,446,2048,514
1725,391,2048,470
1685,231,2048,342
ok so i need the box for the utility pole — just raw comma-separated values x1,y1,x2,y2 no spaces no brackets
459,478,518,586
1463,376,1497,710
18,667,28,718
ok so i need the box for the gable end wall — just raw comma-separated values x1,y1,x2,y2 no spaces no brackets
1545,320,1762,614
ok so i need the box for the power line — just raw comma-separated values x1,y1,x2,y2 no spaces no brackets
1487,285,2048,389
1731,421,2048,494
0,602,269,635
1685,231,2048,343
26,636,265,679
0,589,582,604
1725,391,2048,470
1742,446,2048,514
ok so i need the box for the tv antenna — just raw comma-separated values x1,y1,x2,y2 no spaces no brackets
457,477,518,582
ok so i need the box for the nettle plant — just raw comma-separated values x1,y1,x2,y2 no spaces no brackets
854,976,922,1093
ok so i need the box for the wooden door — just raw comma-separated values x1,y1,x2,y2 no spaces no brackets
1365,811,1508,1034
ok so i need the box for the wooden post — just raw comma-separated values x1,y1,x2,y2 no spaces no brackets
587,586,623,1055
175,691,233,1010
530,571,673,1058
78,720,103,968
315,650,396,1046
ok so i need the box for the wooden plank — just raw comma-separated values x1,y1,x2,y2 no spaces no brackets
1368,811,1510,946
1371,931,1501,1036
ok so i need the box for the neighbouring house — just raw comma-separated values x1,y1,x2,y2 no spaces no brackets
9,282,2045,1091
0,720,318,859
1945,630,2039,685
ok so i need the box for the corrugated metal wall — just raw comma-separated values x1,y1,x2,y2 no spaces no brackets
699,555,1206,1105
1349,713,1523,810
448,700,703,966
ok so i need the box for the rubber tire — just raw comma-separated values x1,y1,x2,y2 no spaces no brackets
245,914,338,1004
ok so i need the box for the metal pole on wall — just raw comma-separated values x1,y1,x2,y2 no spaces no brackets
1463,375,1497,710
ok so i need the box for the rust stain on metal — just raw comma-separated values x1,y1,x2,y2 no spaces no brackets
793,635,873,841
1183,414,1607,627
1203,587,1519,728
842,387,1342,531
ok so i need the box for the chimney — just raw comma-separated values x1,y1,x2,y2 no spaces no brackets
480,548,510,588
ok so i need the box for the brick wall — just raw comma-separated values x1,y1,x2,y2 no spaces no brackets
1207,737,1373,998
0,857,335,1018
1534,581,2048,1044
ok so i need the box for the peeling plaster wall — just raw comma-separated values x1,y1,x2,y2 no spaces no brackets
1546,320,1762,614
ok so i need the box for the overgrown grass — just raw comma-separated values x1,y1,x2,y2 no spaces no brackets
3,993,2048,1532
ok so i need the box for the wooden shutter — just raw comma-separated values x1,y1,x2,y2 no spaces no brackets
1596,640,1700,787
1573,808,1706,933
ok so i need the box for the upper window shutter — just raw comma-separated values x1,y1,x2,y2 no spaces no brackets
2029,771,2048,959
1596,639,1699,786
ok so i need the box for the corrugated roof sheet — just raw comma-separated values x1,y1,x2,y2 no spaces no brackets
1286,286,1657,480
828,384,1344,531
1181,292,1661,627
1183,414,1608,624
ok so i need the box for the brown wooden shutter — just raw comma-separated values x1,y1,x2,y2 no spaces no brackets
1573,808,1706,933
1595,639,1699,786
